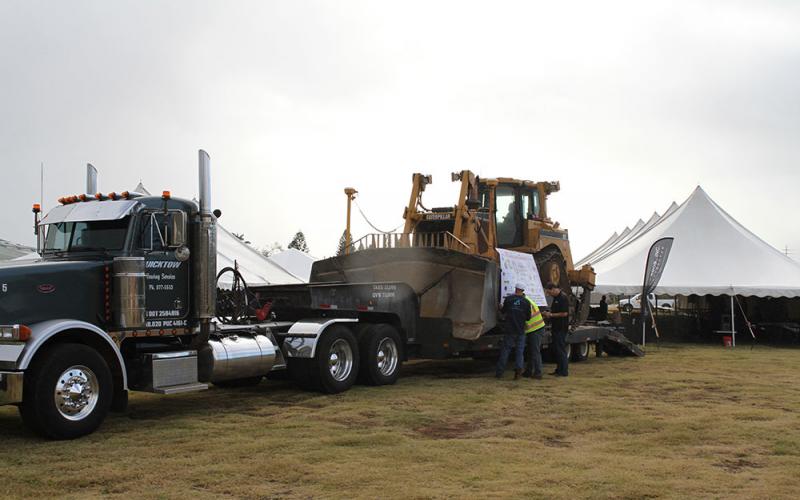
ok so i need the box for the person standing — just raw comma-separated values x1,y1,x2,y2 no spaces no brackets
495,283,532,380
544,283,570,377
598,295,608,321
522,295,546,379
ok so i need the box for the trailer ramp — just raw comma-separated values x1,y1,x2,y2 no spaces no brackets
566,326,644,357
599,330,645,357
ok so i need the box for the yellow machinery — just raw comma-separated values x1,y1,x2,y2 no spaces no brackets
314,171,596,340
399,171,596,292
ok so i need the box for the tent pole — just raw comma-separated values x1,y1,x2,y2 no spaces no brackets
731,294,736,347
642,304,646,347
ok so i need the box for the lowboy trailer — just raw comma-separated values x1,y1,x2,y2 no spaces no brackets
0,151,640,439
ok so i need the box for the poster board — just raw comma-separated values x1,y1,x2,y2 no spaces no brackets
497,248,547,307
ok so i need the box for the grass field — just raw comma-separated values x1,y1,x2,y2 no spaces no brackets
1,343,799,499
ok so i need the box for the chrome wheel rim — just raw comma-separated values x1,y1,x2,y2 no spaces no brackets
376,337,399,376
578,342,589,357
328,339,353,382
54,365,99,421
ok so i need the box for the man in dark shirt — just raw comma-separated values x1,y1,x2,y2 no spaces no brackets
495,283,532,380
543,283,570,377
598,295,608,321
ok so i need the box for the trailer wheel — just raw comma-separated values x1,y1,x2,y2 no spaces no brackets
290,325,359,394
358,324,403,386
19,343,112,440
570,341,589,362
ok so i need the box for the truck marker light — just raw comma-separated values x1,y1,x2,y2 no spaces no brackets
32,204,41,213
162,191,171,200
18,325,31,341
107,192,117,200
121,191,130,199
79,194,88,202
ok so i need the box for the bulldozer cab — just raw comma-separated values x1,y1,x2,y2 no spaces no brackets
480,180,546,249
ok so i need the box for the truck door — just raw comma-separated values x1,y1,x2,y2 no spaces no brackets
137,210,191,330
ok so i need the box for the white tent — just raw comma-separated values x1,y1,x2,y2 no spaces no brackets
12,251,40,261
268,248,317,282
580,186,800,298
577,227,631,268
216,225,303,287
0,239,35,261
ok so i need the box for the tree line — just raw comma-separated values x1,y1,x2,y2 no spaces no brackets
232,229,354,258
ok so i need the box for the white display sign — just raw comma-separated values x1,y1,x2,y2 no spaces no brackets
497,248,547,307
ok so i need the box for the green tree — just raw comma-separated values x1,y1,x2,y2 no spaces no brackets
288,230,309,253
336,230,347,256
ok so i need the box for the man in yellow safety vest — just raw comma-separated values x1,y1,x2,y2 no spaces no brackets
522,295,546,379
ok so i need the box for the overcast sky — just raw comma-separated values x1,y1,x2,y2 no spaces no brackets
1,0,798,261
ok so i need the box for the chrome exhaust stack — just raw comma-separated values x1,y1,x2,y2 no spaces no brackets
194,150,217,345
86,163,98,195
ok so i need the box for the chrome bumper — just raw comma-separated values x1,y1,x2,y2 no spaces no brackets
0,371,23,405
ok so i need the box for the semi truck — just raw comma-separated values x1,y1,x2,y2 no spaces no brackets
0,151,639,439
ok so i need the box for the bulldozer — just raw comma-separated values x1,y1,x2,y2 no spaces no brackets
310,171,596,342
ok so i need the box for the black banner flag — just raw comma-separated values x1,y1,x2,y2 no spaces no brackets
641,237,674,345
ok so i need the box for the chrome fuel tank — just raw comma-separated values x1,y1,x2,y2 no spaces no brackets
205,334,276,382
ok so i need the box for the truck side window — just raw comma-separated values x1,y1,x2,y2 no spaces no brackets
45,222,73,252
138,212,168,251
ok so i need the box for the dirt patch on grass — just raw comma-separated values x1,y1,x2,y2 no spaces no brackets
713,457,764,473
543,435,571,448
415,418,485,439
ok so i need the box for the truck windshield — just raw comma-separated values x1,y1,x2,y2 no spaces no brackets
43,218,129,253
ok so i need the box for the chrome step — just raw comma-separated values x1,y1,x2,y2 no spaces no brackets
153,382,209,395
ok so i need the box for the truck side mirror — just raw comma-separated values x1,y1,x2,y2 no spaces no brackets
167,211,187,248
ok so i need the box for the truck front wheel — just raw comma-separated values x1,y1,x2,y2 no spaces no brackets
358,324,403,386
19,343,113,440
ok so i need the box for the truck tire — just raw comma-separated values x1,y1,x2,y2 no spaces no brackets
19,343,113,440
358,324,403,386
622,304,633,313
570,341,589,362
289,325,359,394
